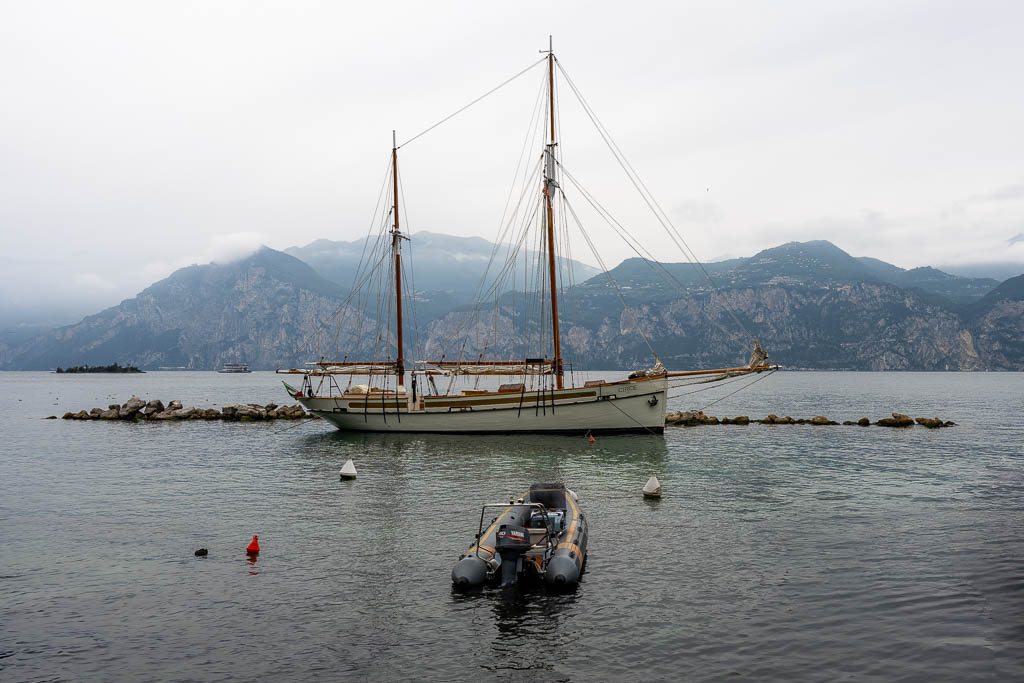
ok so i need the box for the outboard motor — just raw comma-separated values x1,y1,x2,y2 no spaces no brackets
494,523,531,587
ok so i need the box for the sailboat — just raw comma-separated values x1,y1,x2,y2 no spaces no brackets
278,41,775,434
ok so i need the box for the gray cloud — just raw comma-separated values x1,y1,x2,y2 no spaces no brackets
2,1,1024,315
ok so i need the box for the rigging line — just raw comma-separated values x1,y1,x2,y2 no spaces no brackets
296,158,392,356
466,155,544,312
667,370,768,399
559,165,744,350
559,163,685,290
398,56,547,149
556,60,756,346
402,68,548,358
461,83,546,312
438,177,544,350
562,194,659,362
698,369,777,413
486,74,548,272
437,151,543,352
605,395,659,435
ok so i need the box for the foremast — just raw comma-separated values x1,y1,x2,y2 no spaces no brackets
543,37,564,390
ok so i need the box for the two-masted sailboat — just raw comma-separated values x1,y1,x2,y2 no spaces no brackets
278,42,774,434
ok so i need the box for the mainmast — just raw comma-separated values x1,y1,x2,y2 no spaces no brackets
392,131,406,389
543,37,564,389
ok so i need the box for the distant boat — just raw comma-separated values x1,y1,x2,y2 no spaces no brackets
218,363,251,374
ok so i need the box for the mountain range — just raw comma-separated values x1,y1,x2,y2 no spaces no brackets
1,235,1021,371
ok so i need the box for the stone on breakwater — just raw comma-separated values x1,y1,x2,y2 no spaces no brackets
858,417,871,426
143,399,164,416
119,396,146,419
167,400,183,411
876,412,914,427
665,410,720,426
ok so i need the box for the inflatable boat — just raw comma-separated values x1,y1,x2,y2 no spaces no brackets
452,483,588,591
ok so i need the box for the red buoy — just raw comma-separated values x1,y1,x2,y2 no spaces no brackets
246,535,260,554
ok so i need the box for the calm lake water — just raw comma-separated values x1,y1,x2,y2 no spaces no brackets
1,371,1022,681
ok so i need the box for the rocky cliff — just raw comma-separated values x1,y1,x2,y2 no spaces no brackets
4,248,375,371
3,240,1021,371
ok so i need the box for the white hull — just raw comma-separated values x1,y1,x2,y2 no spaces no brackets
296,377,667,434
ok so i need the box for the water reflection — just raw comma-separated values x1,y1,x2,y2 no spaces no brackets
297,430,670,476
487,591,579,676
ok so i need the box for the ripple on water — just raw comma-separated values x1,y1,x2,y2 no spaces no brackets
1,371,1023,680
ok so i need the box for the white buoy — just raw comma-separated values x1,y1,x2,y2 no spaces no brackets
566,488,579,502
642,475,662,499
340,459,357,480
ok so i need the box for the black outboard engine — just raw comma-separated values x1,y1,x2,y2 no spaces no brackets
494,523,531,587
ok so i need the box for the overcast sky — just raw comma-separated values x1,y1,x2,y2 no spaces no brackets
2,0,1023,316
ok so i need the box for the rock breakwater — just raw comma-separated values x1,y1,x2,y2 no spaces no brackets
665,411,954,428
58,396,313,422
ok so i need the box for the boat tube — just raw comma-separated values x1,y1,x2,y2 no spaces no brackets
452,483,587,592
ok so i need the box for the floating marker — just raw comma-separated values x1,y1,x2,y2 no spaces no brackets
246,535,260,554
642,476,662,499
340,459,357,480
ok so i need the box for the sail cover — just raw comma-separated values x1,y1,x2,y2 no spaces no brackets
302,362,399,375
748,341,769,368
416,360,556,376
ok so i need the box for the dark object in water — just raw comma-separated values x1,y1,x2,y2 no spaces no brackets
194,548,208,556
452,483,587,592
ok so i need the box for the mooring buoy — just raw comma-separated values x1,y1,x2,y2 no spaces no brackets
643,475,662,499
340,459,357,480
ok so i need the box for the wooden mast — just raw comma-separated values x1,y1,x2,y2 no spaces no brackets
544,37,564,389
392,132,405,389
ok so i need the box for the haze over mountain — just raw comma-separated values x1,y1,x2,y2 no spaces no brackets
285,231,600,297
1,236,1021,372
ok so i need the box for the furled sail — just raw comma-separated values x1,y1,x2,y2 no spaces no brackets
416,360,556,376
748,340,769,369
279,362,400,376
